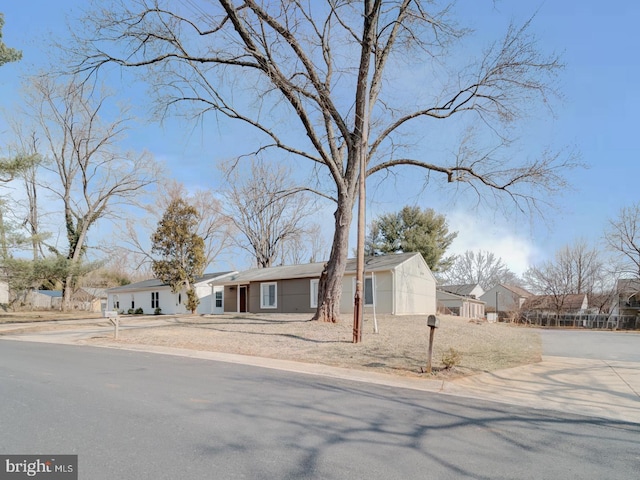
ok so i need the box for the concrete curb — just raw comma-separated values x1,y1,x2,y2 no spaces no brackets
3,331,639,425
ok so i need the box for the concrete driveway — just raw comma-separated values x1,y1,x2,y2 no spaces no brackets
445,330,640,424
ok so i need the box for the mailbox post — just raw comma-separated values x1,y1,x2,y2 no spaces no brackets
426,315,439,374
104,310,120,340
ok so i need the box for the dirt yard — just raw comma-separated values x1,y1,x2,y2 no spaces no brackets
86,313,542,378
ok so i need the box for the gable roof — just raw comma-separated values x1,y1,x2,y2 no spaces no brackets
500,284,532,298
107,272,235,294
522,294,587,311
77,287,107,298
212,252,428,285
439,284,482,297
436,289,485,304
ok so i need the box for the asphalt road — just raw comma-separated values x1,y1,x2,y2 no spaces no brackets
540,329,640,361
1,341,639,479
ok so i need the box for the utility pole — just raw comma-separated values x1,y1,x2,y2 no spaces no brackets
352,0,376,344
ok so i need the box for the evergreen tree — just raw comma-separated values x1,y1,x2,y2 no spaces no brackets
151,199,206,313
365,206,457,272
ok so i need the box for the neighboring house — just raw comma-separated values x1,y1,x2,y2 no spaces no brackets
615,278,640,316
439,284,484,299
106,272,236,315
436,289,485,319
480,284,532,314
71,287,107,313
521,294,588,315
26,290,63,310
211,252,437,315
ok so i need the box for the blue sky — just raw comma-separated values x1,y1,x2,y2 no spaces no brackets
1,1,639,274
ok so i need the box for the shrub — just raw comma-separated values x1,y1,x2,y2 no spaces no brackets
127,308,135,315
135,307,144,314
441,347,462,369
154,307,162,315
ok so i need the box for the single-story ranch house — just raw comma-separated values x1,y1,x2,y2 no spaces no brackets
106,272,236,315
211,252,437,315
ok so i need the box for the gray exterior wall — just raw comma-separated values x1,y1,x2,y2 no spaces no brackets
224,286,239,312
340,271,394,314
248,277,317,314
219,253,437,316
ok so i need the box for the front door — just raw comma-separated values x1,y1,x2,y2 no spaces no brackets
239,286,248,313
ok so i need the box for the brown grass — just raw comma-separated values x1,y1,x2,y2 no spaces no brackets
87,313,542,378
0,311,103,323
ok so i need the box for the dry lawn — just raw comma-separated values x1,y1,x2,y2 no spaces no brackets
87,313,542,378
0,311,103,323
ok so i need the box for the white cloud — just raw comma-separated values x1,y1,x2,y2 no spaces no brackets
447,211,540,276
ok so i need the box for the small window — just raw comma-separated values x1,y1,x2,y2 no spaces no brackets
215,290,223,308
151,291,159,309
353,277,375,306
364,277,374,306
260,282,277,309
310,279,319,308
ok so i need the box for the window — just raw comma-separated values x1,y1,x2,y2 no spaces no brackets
364,277,374,306
215,290,223,308
260,282,277,309
151,291,159,309
353,276,375,306
310,279,319,308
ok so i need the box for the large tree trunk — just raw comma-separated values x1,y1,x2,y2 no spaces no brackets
312,195,354,323
62,273,73,312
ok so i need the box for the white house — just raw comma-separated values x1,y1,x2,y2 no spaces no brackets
480,284,533,314
212,252,437,315
106,272,236,315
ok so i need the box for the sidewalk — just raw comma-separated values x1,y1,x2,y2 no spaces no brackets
2,322,639,424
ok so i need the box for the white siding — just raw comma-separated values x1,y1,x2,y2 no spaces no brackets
340,256,436,315
393,255,436,315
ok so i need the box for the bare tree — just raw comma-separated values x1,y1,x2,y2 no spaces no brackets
524,240,603,315
222,158,317,268
278,224,329,266
25,75,159,310
441,250,521,290
112,179,233,275
70,1,577,322
606,203,640,277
